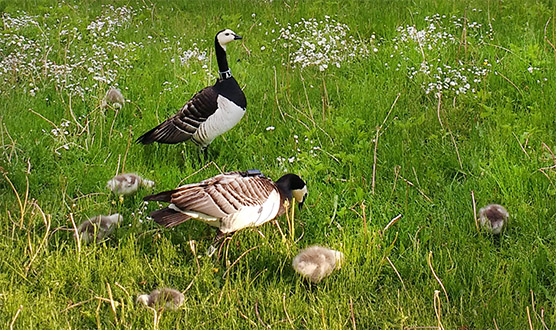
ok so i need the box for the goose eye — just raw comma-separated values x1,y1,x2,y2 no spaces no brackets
225,33,230,36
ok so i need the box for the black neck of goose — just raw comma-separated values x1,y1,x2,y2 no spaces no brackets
215,39,231,79
275,181,293,202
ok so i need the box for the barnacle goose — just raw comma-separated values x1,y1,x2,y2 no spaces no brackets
136,29,247,150
137,288,185,310
76,213,123,244
143,170,307,236
292,246,344,283
478,204,509,234
106,173,155,196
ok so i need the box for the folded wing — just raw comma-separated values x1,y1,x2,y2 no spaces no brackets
136,86,219,145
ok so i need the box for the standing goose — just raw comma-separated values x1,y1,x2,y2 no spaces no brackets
136,29,246,150
143,170,307,236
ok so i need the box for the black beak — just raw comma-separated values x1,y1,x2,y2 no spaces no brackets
234,34,242,40
298,196,306,210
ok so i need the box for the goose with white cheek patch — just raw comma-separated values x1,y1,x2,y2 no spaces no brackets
478,204,509,234
136,29,246,152
143,170,307,239
292,245,344,283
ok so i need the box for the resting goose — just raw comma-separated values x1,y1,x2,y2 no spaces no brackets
137,288,185,310
292,245,344,283
76,213,123,244
136,29,247,151
478,204,509,234
143,170,307,236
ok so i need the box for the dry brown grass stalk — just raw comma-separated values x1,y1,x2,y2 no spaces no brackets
9,305,23,330
69,213,81,260
512,132,530,158
255,299,271,329
283,293,295,329
428,251,450,305
349,296,357,330
384,214,403,232
471,190,479,232
433,290,445,330
386,256,407,292
372,93,400,194
222,244,262,279
527,306,533,330
25,201,51,274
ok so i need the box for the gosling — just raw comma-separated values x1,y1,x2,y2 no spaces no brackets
107,173,155,196
77,213,123,244
292,245,344,283
478,204,509,234
102,87,125,109
137,288,184,310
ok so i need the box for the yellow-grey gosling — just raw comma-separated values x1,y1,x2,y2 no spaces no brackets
137,288,184,310
479,204,509,234
77,213,122,244
106,173,155,196
292,245,344,283
102,87,125,108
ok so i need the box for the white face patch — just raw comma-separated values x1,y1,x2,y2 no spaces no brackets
292,185,307,203
217,29,239,49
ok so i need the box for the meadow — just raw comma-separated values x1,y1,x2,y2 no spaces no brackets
1,0,556,328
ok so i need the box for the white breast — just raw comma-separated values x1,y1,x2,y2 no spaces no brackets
220,189,281,233
193,95,245,147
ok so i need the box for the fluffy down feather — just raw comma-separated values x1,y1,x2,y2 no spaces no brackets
77,213,123,244
478,204,509,234
292,246,344,283
137,288,184,310
106,173,155,195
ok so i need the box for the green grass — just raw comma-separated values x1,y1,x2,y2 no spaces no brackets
1,0,556,328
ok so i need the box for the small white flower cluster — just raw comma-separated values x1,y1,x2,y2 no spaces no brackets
2,11,39,30
86,5,134,38
389,13,493,96
131,201,150,222
176,43,214,79
414,61,490,95
277,16,369,71
0,5,145,98
41,119,74,155
178,45,208,65
276,134,321,171
41,119,70,137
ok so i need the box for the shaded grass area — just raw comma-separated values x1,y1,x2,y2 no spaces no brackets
1,0,556,328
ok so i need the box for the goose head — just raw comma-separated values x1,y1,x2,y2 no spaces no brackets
276,174,307,209
216,29,242,50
